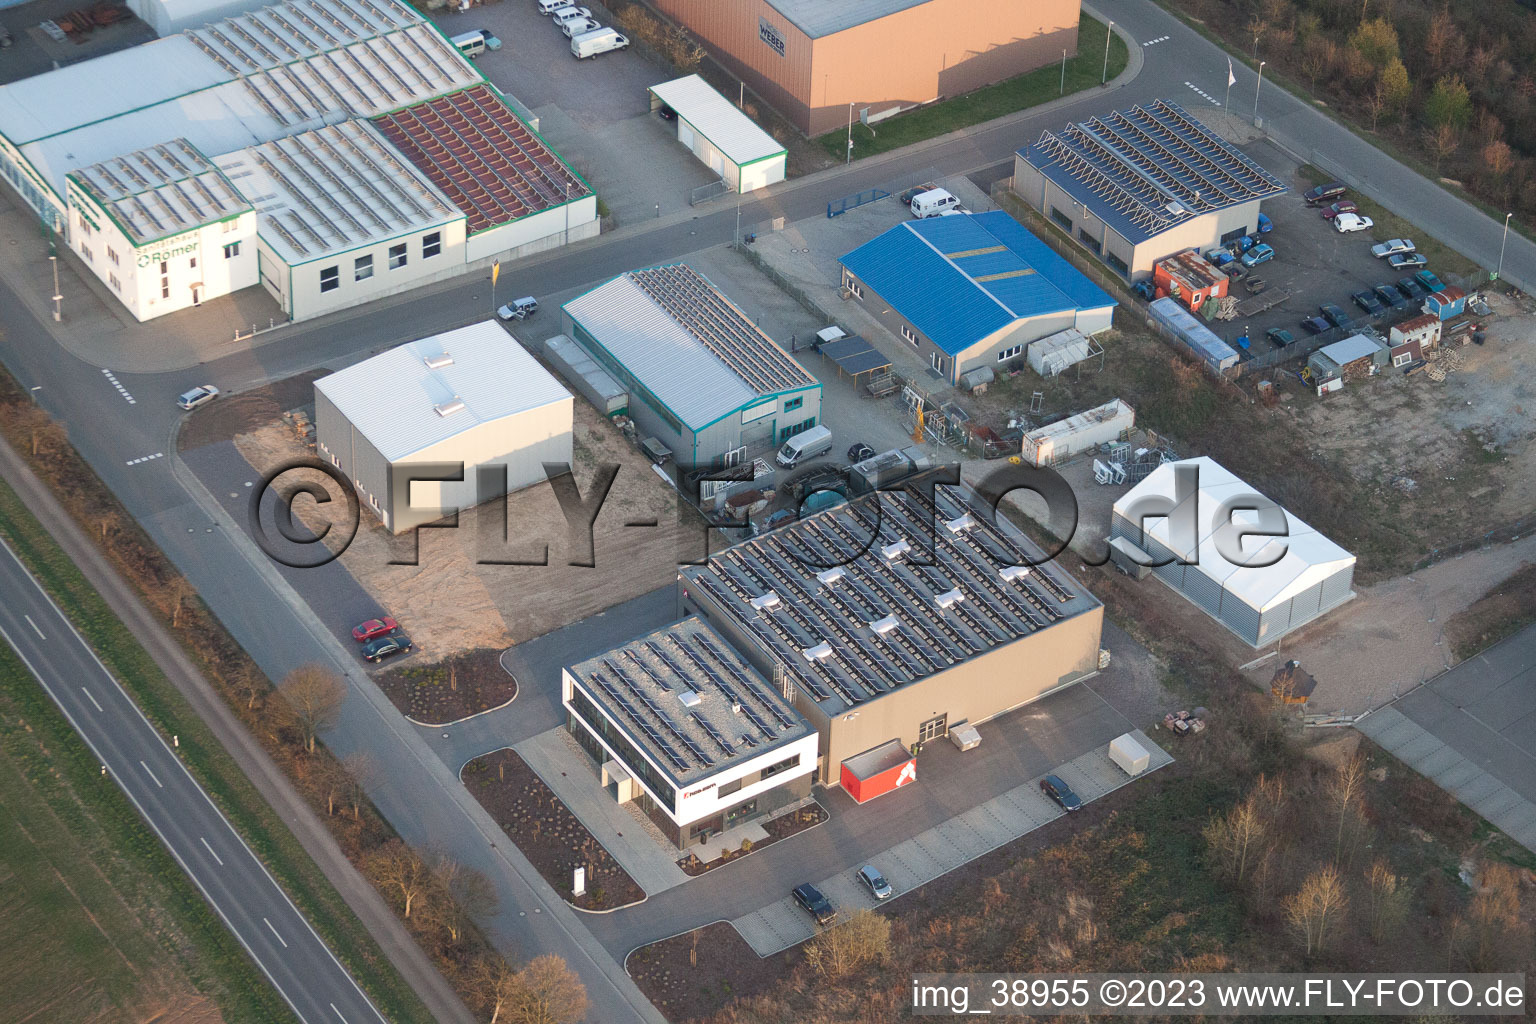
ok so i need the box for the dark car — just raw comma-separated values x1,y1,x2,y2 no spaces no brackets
847,442,876,463
361,633,413,663
1351,289,1386,316
792,883,836,925
1416,269,1447,293
351,616,399,642
1303,181,1347,205
657,104,677,121
1299,315,1330,335
1320,303,1353,329
1387,252,1428,270
1266,327,1295,348
1398,277,1428,301
1320,200,1358,220
1374,284,1408,310
1040,774,1082,811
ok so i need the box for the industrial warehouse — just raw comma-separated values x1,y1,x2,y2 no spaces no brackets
314,321,574,533
1109,457,1356,646
0,0,596,322
564,477,1105,831
644,0,1082,135
562,263,821,467
1012,99,1287,281
838,210,1116,386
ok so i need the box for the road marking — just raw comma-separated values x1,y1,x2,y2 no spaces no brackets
264,917,289,948
101,368,137,405
1142,34,1170,46
125,452,164,466
81,687,104,712
24,614,45,639
1185,81,1222,106
139,759,163,788
331,1004,351,1024
200,836,225,866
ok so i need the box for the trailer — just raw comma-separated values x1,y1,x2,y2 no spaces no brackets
1233,286,1292,319
1109,733,1151,776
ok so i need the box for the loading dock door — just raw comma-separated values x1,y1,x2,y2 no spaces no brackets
678,120,695,148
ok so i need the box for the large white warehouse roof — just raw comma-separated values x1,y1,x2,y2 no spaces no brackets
314,321,572,462
1113,456,1355,613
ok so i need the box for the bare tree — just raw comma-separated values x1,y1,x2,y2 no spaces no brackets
1205,795,1269,884
1285,864,1348,955
234,664,269,711
427,850,499,944
1363,859,1410,943
804,909,893,979
502,954,588,1024
1469,863,1527,970
472,953,520,1024
1483,140,1515,202
1366,80,1388,131
341,752,378,820
1328,755,1368,863
1300,36,1338,95
1426,123,1461,175
368,840,434,919
279,664,346,753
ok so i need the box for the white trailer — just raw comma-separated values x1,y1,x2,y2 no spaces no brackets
1109,733,1150,777
1020,398,1134,467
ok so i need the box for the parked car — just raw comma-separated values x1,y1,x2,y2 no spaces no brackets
1374,284,1408,310
1132,279,1157,301
561,16,600,37
847,442,876,463
361,633,413,663
1256,212,1274,233
550,4,592,26
1415,269,1447,293
1387,252,1428,270
857,865,893,900
1240,243,1275,268
496,296,538,320
351,616,399,643
475,28,502,49
792,883,836,925
1333,212,1374,233
1299,315,1330,335
1266,327,1295,348
1371,238,1416,258
1321,200,1358,220
570,26,628,57
1320,303,1354,329
656,104,677,121
177,384,220,410
1352,289,1386,316
1397,277,1429,301
1040,774,1082,811
1303,181,1347,205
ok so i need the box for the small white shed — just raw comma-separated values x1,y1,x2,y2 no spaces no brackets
648,75,787,193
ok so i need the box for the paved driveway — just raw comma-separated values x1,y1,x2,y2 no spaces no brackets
1357,623,1536,852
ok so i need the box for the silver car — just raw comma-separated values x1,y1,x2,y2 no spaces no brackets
858,864,893,900
177,384,219,410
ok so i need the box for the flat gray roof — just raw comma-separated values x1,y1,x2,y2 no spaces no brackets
567,617,812,789
682,478,1101,716
71,139,252,246
767,0,930,38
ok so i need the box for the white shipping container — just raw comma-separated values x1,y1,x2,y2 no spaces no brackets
1109,733,1150,777
1020,398,1134,467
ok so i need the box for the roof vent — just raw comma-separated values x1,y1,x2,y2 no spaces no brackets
677,689,702,708
750,591,780,612
433,397,466,417
869,614,899,635
881,538,911,561
935,587,965,610
945,513,976,534
801,641,833,662
730,701,743,715
423,351,454,369
816,566,847,586
1000,565,1031,583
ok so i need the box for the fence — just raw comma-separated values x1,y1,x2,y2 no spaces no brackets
690,178,730,206
827,188,890,218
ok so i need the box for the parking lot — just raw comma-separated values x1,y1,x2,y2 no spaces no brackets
428,0,723,225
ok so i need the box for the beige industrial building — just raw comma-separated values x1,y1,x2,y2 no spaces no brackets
646,0,1082,135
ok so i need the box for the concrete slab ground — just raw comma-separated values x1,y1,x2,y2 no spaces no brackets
1357,623,1536,854
732,729,1172,956
512,727,690,895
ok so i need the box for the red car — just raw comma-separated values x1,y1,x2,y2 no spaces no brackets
1320,200,1357,220
351,616,398,642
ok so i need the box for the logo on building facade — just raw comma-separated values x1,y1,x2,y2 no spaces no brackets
137,237,199,268
682,781,717,801
758,16,785,57
896,761,916,787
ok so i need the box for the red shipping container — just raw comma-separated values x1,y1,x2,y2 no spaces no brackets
840,739,916,803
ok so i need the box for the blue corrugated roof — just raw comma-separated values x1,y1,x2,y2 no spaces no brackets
1021,99,1288,246
838,211,1116,357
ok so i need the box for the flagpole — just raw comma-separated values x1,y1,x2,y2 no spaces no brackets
1224,57,1235,134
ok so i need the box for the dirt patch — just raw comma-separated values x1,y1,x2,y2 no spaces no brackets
627,921,793,1022
372,647,515,725
179,370,325,451
461,748,642,911
1443,561,1536,663
230,392,706,659
678,802,827,876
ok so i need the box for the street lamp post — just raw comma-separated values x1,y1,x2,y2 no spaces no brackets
1495,211,1512,282
1060,49,1067,95
49,252,60,322
1252,61,1266,124
1102,21,1113,85
846,101,854,165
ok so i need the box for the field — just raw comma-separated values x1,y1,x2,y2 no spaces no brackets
0,642,286,1024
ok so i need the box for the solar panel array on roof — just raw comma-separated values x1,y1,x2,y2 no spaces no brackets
71,139,251,246
374,85,588,236
1023,99,1287,246
682,483,1093,715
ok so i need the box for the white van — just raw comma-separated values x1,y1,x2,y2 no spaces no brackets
450,29,486,58
571,26,627,58
537,0,568,13
910,187,960,218
775,424,833,468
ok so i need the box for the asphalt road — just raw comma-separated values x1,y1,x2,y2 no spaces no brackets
0,538,387,1024
1,0,1532,1018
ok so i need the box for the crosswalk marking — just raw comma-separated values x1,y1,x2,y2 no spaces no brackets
1142,35,1171,46
101,368,136,405
125,452,164,466
1185,81,1222,106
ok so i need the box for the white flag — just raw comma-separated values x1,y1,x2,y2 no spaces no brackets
1227,57,1236,88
